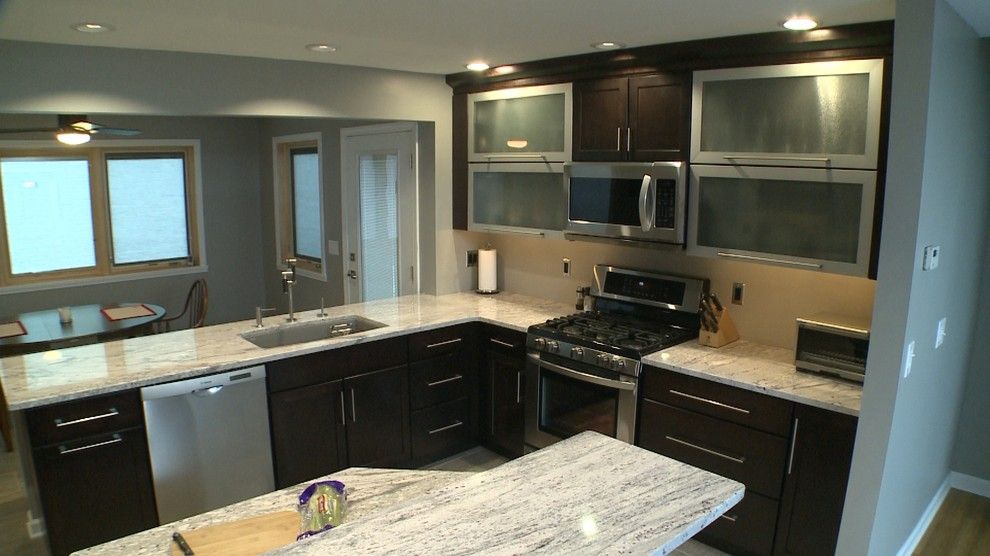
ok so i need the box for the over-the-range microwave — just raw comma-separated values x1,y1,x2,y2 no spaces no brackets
564,161,686,245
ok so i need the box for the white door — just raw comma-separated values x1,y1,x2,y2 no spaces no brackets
341,123,418,303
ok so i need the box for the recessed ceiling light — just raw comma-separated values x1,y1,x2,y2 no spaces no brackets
306,43,337,53
782,17,818,31
71,22,114,33
592,41,626,50
466,61,490,72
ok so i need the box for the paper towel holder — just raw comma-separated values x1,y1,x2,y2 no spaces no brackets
476,245,500,295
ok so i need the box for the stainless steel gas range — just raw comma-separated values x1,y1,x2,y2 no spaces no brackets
525,265,708,450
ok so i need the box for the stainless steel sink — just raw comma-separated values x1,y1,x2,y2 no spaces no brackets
240,315,387,348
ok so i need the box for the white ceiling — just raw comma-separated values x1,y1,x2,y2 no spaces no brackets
0,0,903,75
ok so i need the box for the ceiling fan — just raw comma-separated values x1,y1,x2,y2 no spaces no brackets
0,114,140,145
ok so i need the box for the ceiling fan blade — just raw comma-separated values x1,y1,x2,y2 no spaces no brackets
90,126,141,136
0,127,61,134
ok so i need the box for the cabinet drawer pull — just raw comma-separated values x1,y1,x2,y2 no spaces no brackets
719,513,738,523
58,433,122,455
722,155,831,163
669,390,750,415
665,435,746,464
350,389,357,423
54,407,120,427
716,252,823,269
428,421,464,435
427,374,463,387
489,338,517,349
616,127,622,151
338,390,346,425
426,338,463,349
787,417,800,475
516,372,522,404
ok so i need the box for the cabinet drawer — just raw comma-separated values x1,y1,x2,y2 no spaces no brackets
410,353,472,410
411,398,473,465
638,400,788,498
408,324,473,361
642,367,793,436
697,491,779,556
267,336,407,393
27,390,144,447
484,325,526,355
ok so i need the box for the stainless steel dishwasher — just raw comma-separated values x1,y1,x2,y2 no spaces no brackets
141,366,274,524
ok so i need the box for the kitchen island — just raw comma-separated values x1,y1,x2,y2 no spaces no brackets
77,432,743,555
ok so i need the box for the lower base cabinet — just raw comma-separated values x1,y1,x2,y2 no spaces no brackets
480,325,527,458
269,380,346,488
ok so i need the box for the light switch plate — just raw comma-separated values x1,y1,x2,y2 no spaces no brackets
923,245,940,270
904,340,916,378
936,317,947,349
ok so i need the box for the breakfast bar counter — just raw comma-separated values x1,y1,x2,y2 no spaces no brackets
76,432,744,555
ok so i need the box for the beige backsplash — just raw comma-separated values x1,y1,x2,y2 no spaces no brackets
451,231,876,350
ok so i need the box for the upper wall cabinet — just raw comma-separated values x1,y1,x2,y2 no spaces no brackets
573,74,689,162
691,59,884,169
468,83,572,162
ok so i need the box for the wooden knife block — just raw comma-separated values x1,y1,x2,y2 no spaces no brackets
698,307,740,348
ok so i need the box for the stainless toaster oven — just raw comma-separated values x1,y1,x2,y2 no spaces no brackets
795,314,870,383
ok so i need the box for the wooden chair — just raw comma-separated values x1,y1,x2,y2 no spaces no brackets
157,279,209,333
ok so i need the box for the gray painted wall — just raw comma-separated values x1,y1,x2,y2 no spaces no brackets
838,1,990,553
0,114,266,325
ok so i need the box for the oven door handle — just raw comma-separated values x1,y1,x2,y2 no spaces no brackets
530,355,636,391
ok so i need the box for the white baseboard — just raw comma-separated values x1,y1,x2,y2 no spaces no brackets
896,475,951,556
949,471,990,498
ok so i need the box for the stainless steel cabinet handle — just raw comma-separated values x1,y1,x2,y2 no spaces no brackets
668,389,751,415
720,513,738,523
722,155,831,163
426,338,463,349
427,374,463,387
483,153,548,160
616,127,622,151
516,372,522,404
483,227,546,237
428,421,464,435
716,252,823,269
350,389,357,422
338,390,346,425
54,408,119,427
627,127,632,152
665,435,746,464
58,433,122,455
489,338,516,349
787,417,800,475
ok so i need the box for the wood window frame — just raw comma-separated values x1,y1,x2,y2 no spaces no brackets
0,142,204,288
273,133,326,280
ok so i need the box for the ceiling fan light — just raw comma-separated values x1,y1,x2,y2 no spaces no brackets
56,130,91,145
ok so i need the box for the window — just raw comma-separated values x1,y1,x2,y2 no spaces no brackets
0,144,202,287
274,134,325,278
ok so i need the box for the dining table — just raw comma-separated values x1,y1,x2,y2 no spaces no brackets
0,303,166,357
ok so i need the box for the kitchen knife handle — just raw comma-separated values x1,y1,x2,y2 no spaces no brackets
711,292,725,312
172,532,195,555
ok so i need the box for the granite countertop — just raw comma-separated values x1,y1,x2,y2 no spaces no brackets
77,432,744,556
643,340,862,416
0,292,574,411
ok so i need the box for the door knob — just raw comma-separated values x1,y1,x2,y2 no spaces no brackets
347,270,358,279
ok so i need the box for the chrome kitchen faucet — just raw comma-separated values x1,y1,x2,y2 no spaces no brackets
281,258,298,322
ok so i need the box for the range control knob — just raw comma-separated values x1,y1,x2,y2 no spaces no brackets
534,338,546,349
548,340,560,353
571,346,584,358
597,353,610,365
614,357,626,370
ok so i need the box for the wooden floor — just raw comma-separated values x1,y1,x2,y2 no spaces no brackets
915,488,990,556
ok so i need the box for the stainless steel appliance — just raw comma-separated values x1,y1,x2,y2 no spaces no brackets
795,313,870,383
141,366,274,523
525,265,707,449
564,161,686,245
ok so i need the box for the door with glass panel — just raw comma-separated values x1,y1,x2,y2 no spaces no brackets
341,124,417,303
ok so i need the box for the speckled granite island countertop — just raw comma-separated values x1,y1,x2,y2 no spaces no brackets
77,432,744,556
0,292,573,410
643,340,862,416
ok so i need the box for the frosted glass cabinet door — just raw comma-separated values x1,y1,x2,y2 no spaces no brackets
691,59,884,169
687,165,877,276
469,162,565,236
468,84,572,162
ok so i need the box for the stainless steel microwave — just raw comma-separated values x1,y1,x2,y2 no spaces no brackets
795,313,870,383
564,161,686,245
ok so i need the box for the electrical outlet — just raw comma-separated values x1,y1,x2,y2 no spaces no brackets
923,245,940,270
466,250,478,267
562,258,571,276
904,340,916,378
936,317,947,349
731,282,745,305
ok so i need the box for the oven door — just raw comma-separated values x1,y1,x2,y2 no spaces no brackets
525,353,637,450
564,161,685,244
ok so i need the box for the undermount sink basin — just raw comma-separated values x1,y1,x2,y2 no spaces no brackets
240,315,388,349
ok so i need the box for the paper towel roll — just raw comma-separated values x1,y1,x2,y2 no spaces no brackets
478,248,497,293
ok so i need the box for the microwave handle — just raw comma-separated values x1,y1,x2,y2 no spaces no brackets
638,174,656,232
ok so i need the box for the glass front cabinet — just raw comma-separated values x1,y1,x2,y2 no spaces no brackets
468,83,572,162
468,162,566,237
691,59,884,169
688,165,877,276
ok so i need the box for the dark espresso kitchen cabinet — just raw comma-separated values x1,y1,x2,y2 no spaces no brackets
26,390,157,556
267,336,409,488
480,325,527,458
774,404,858,556
573,74,689,162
